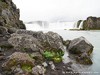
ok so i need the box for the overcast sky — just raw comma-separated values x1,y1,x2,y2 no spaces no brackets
12,0,100,22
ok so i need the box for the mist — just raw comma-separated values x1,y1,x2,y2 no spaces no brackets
12,0,100,22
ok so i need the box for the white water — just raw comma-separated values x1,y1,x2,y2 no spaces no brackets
25,21,75,31
73,20,84,29
79,21,83,29
73,21,78,29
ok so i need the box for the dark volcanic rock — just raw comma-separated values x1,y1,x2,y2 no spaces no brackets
46,62,80,75
0,0,25,29
45,31,64,51
15,30,65,52
68,36,93,65
8,33,43,53
2,52,35,75
83,16,100,30
0,26,8,35
68,36,93,54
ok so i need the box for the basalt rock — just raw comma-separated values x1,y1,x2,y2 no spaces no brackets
83,16,100,30
8,33,43,53
2,52,35,74
0,0,25,29
45,31,64,51
14,30,65,52
68,36,93,65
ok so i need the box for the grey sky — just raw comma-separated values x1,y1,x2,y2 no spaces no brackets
12,0,100,22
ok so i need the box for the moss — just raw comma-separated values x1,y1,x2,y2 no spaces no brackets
5,58,17,70
43,50,64,63
53,57,62,63
21,64,32,72
21,47,28,51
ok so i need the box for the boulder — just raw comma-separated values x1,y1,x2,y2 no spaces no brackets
68,36,93,65
45,31,64,51
68,36,93,54
2,52,35,71
15,30,65,52
16,29,46,42
8,33,43,52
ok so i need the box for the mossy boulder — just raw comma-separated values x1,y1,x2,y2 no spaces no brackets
2,52,35,72
68,36,93,65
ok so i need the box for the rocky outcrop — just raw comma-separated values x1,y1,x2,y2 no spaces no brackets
68,36,93,65
8,33,43,53
11,29,65,52
0,0,25,29
2,52,35,75
83,16,100,30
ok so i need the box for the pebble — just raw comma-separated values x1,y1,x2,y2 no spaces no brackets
42,62,48,67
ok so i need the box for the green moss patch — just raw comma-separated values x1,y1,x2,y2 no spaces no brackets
21,64,32,72
43,50,64,63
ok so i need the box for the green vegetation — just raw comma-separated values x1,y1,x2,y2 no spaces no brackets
21,47,28,51
43,50,64,63
21,64,32,72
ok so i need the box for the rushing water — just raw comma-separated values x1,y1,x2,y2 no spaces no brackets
25,23,100,75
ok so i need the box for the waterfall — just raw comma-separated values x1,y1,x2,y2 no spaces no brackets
42,22,45,28
73,21,78,29
78,21,83,29
25,21,76,31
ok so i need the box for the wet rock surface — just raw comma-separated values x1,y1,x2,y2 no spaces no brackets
68,36,93,65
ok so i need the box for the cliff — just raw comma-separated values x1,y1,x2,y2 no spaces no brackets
0,0,25,29
83,16,100,30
